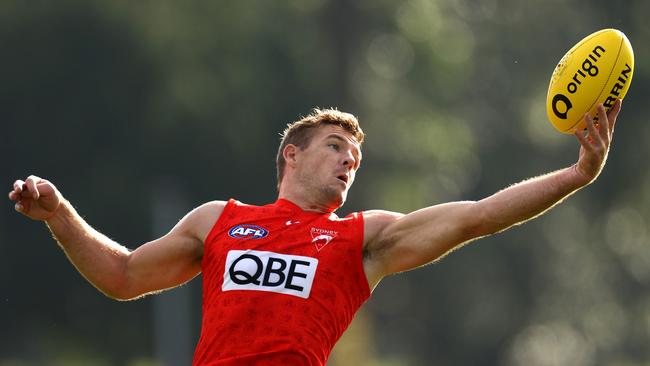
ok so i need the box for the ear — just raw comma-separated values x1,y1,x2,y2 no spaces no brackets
283,144,299,168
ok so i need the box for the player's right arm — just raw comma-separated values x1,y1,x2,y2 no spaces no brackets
8,175,224,300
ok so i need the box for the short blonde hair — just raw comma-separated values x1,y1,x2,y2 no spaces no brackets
276,108,364,189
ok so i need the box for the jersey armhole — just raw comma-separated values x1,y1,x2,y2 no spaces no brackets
203,198,237,249
356,211,372,299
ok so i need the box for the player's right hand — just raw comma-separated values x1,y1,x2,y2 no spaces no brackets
8,175,62,221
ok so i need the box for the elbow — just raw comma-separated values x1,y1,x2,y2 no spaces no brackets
94,283,136,301
105,253,148,301
464,202,506,239
101,286,145,301
105,288,134,301
112,294,144,302
105,291,132,302
93,269,143,301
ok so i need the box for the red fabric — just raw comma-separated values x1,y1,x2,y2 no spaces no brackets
192,199,370,366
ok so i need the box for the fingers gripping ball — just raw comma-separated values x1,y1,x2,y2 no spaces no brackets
546,29,634,133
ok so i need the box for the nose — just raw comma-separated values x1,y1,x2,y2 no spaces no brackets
342,150,356,170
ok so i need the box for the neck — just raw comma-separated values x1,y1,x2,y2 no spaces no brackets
278,184,340,213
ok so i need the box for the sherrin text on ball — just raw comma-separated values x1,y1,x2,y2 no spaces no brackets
546,28,634,133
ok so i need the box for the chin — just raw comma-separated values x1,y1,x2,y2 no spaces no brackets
333,190,349,209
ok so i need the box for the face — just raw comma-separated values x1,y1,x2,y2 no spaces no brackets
291,125,362,210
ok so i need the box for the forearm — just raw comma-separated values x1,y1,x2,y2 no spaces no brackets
476,164,588,235
45,199,131,299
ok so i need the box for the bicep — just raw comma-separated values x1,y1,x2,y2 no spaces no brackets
125,231,203,298
122,201,224,299
366,201,484,278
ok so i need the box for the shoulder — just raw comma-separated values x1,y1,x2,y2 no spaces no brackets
360,210,404,289
362,209,404,248
187,200,228,220
181,200,228,243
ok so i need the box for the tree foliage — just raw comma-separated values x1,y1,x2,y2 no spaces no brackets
2,0,649,364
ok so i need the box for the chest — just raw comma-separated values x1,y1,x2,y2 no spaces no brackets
204,210,362,299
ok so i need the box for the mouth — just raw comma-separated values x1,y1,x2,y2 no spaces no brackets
336,174,349,185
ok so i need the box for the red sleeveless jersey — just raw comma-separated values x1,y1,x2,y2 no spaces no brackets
192,199,370,366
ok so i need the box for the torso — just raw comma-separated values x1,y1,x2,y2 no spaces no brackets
192,198,370,365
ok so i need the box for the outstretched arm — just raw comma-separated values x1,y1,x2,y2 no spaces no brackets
363,101,621,287
8,177,223,300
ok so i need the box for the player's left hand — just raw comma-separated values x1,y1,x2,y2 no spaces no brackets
573,99,622,184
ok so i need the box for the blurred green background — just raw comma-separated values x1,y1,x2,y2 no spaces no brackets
2,0,650,365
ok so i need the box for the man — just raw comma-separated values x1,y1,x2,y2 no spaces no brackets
9,100,622,365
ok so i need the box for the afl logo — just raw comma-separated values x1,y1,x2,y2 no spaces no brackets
228,224,269,239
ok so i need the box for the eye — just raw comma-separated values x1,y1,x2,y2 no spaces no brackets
328,143,340,151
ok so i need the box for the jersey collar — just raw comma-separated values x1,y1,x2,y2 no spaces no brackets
274,198,338,217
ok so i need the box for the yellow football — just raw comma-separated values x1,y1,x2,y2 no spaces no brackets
546,29,634,133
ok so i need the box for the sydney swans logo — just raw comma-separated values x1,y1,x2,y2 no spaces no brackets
310,228,338,251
